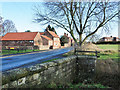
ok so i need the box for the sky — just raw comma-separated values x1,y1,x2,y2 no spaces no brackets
0,2,69,37
0,1,119,38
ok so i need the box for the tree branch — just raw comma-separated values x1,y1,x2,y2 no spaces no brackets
70,2,80,34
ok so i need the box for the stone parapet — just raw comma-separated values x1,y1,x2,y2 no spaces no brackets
2,55,77,88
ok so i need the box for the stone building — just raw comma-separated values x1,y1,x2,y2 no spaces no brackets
44,30,61,49
40,35,53,50
1,32,42,49
63,33,72,47
99,36,120,42
1,30,61,50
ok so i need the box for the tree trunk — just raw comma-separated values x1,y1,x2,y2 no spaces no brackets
79,34,82,46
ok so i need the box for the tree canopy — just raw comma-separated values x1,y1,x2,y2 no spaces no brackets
25,30,31,32
0,17,17,36
45,25,57,34
34,1,119,46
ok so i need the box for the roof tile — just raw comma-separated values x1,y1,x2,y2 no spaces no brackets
40,32,44,35
48,30,59,38
2,32,38,40
41,35,52,40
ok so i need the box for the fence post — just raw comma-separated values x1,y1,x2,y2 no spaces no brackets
17,48,19,52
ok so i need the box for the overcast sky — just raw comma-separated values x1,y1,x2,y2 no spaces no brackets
0,1,119,38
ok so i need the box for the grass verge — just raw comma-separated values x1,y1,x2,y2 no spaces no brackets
63,44,119,61
1,49,40,55
97,44,119,62
47,83,109,88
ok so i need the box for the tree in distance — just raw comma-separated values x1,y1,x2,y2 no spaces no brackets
25,30,31,32
0,17,17,36
45,25,57,35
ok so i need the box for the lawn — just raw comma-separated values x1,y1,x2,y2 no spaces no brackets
97,44,119,61
97,44,118,51
1,49,40,55
63,44,119,61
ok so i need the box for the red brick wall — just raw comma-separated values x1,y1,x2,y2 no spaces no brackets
2,40,34,46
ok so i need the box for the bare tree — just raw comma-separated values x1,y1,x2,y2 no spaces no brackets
88,33,102,43
1,19,17,36
0,16,3,36
34,1,119,46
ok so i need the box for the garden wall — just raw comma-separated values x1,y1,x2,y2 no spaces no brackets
2,55,97,88
39,45,49,50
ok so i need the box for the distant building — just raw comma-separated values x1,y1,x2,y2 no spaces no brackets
0,36,2,52
1,32,42,49
41,35,53,49
99,36,120,42
1,30,61,50
61,33,75,48
44,29,61,49
63,33,71,47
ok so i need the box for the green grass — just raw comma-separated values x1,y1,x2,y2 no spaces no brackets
63,44,119,61
97,44,119,61
97,44,118,51
47,83,109,88
98,52,118,60
1,49,40,55
68,83,109,88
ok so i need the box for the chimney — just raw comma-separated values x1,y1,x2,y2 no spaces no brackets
64,33,66,36
67,33,68,36
46,27,49,31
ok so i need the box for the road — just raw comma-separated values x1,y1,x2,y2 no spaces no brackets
1,47,73,72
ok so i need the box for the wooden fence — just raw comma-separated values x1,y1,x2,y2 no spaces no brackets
74,48,100,58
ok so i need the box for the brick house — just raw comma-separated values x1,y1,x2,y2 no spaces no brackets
0,36,2,51
40,35,53,49
99,36,120,42
1,32,42,49
44,29,61,49
63,33,72,47
1,30,61,50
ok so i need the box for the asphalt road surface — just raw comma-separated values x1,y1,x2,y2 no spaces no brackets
1,47,73,72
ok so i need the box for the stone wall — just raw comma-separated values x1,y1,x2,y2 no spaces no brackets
75,56,96,83
2,56,77,88
2,55,97,88
34,32,42,46
38,45,49,50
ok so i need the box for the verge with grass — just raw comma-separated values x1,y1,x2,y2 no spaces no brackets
2,49,40,55
63,44,119,61
47,83,109,88
97,44,119,62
